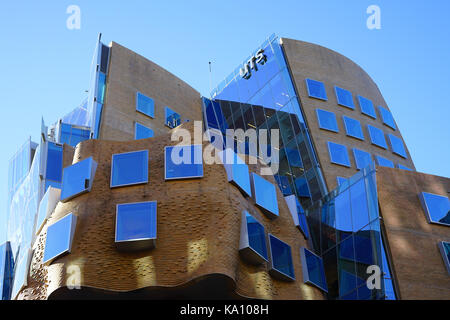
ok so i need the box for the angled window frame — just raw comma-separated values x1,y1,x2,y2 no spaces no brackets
397,163,412,171
367,125,388,149
251,172,279,219
220,148,252,197
419,191,450,227
327,141,351,167
438,241,450,275
136,92,155,118
239,210,268,265
388,134,407,158
305,78,327,101
357,95,377,119
334,86,355,109
110,149,149,188
375,155,394,168
60,157,97,202
268,233,295,281
164,144,204,180
36,186,61,235
285,195,309,239
43,213,77,265
342,115,364,140
300,247,329,293
352,148,373,171
316,109,339,133
134,122,154,140
378,105,396,130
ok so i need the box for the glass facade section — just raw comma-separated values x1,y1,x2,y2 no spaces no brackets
300,247,328,292
61,157,97,202
375,155,394,168
0,242,13,300
388,134,407,158
352,148,373,171
342,116,364,140
335,86,354,109
419,192,450,226
165,107,181,128
268,234,295,281
379,106,396,130
136,92,155,118
316,109,338,132
165,145,203,180
10,249,31,300
438,241,450,275
306,79,327,100
111,150,148,188
358,96,376,119
135,122,154,140
367,125,388,149
36,186,61,235
337,176,349,187
239,211,268,264
328,142,351,167
59,123,90,147
251,173,279,219
221,149,252,197
44,142,63,191
43,213,77,264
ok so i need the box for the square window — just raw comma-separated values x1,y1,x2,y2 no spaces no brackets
438,241,450,275
397,163,412,171
375,155,394,168
343,116,364,140
367,125,388,149
136,92,154,118
419,192,450,226
388,134,407,158
165,107,181,128
251,173,279,219
316,109,338,132
352,148,373,171
285,195,309,239
300,247,328,292
61,157,97,202
165,145,203,180
358,96,376,119
268,234,295,281
335,86,355,109
115,201,157,251
111,150,148,188
220,148,252,197
239,211,268,264
327,142,351,167
43,213,77,264
378,106,396,130
36,186,61,235
135,122,154,140
305,79,327,100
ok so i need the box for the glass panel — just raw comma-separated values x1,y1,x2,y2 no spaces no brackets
350,179,370,232
43,213,76,264
165,145,203,180
230,162,251,197
388,134,407,158
246,212,268,260
335,86,354,109
419,192,450,226
316,109,338,132
337,176,349,187
306,79,327,100
46,142,63,182
367,125,388,149
379,106,396,130
252,173,279,217
353,148,373,171
397,164,412,171
61,157,96,201
111,150,148,187
269,235,295,280
335,188,352,241
135,122,154,140
165,107,181,129
302,247,328,292
375,155,394,168
36,189,50,234
116,201,157,242
439,242,450,275
343,116,364,140
97,72,106,104
328,142,351,167
136,92,154,118
358,96,376,119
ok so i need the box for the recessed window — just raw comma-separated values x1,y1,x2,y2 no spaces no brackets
367,125,388,149
353,148,373,171
358,96,376,119
388,134,407,158
136,92,154,118
300,247,328,292
285,195,309,238
397,164,412,171
239,211,268,264
419,192,450,226
165,107,181,129
375,155,394,168
306,79,327,101
165,145,203,180
438,241,450,275
268,234,295,281
378,106,396,130
61,157,97,202
43,213,77,264
251,173,279,219
111,150,148,188
342,116,364,140
316,109,338,132
220,148,251,197
335,86,355,109
327,142,351,167
36,186,61,235
135,122,154,140
337,176,349,187
115,201,157,251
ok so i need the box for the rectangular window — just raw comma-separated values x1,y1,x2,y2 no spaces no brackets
164,145,203,180
43,213,77,264
438,241,450,275
327,142,351,167
136,92,155,118
419,192,450,226
135,122,154,140
375,155,394,168
115,201,157,251
111,150,148,188
36,186,61,235
358,96,376,119
335,86,355,109
220,149,252,197
46,142,63,183
367,125,388,149
316,109,338,132
300,247,328,292
251,173,279,219
61,157,97,202
285,195,309,239
342,116,364,140
305,79,327,101
378,106,396,130
388,134,407,158
352,148,373,171
239,211,268,264
10,249,32,300
397,164,412,171
268,234,295,281
165,107,181,128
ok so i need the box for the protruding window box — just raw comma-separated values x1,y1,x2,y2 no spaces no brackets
115,201,157,251
285,195,309,239
164,145,203,180
268,234,295,281
36,186,61,235
220,148,252,197
61,157,97,202
300,247,328,292
438,241,450,275
10,249,33,300
239,211,268,265
419,192,450,227
251,173,279,219
43,213,77,265
110,150,149,188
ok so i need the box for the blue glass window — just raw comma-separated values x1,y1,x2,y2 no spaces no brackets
115,201,157,250
342,116,364,140
221,149,251,197
268,234,295,281
136,92,154,118
111,150,148,188
397,164,412,171
165,107,181,129
43,213,77,264
46,142,63,183
286,195,309,239
337,176,349,187
367,125,388,149
379,106,396,130
36,186,60,235
438,241,450,275
10,249,31,299
335,86,354,109
61,157,97,202
60,123,90,148
375,155,394,168
388,134,407,158
300,247,328,292
251,173,279,219
352,148,373,171
135,122,154,140
327,142,351,167
306,79,327,100
350,179,370,231
358,96,376,119
239,211,268,264
419,192,450,226
165,145,203,180
316,109,338,132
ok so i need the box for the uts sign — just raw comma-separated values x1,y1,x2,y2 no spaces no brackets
239,49,267,80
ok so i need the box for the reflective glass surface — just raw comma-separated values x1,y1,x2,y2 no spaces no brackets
388,134,407,158
60,123,90,147
439,242,450,275
10,249,30,300
252,173,279,217
0,242,13,300
61,157,96,201
358,96,376,118
397,164,412,171
116,202,157,242
46,142,63,184
367,125,388,149
375,155,394,168
165,145,203,180
353,148,373,171
111,150,148,187
328,142,351,167
222,149,252,197
165,107,181,128
296,199,309,239
269,235,295,280
342,116,364,140
135,122,154,140
301,247,328,292
306,79,327,100
337,176,349,187
136,92,155,118
379,106,396,130
245,212,268,260
335,86,354,109
43,213,76,264
316,109,338,132
36,189,50,234
419,192,450,226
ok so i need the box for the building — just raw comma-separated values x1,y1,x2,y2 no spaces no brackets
1,34,449,300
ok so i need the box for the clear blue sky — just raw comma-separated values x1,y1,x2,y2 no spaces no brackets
0,0,449,243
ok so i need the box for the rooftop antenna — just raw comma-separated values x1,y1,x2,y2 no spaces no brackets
209,61,212,99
